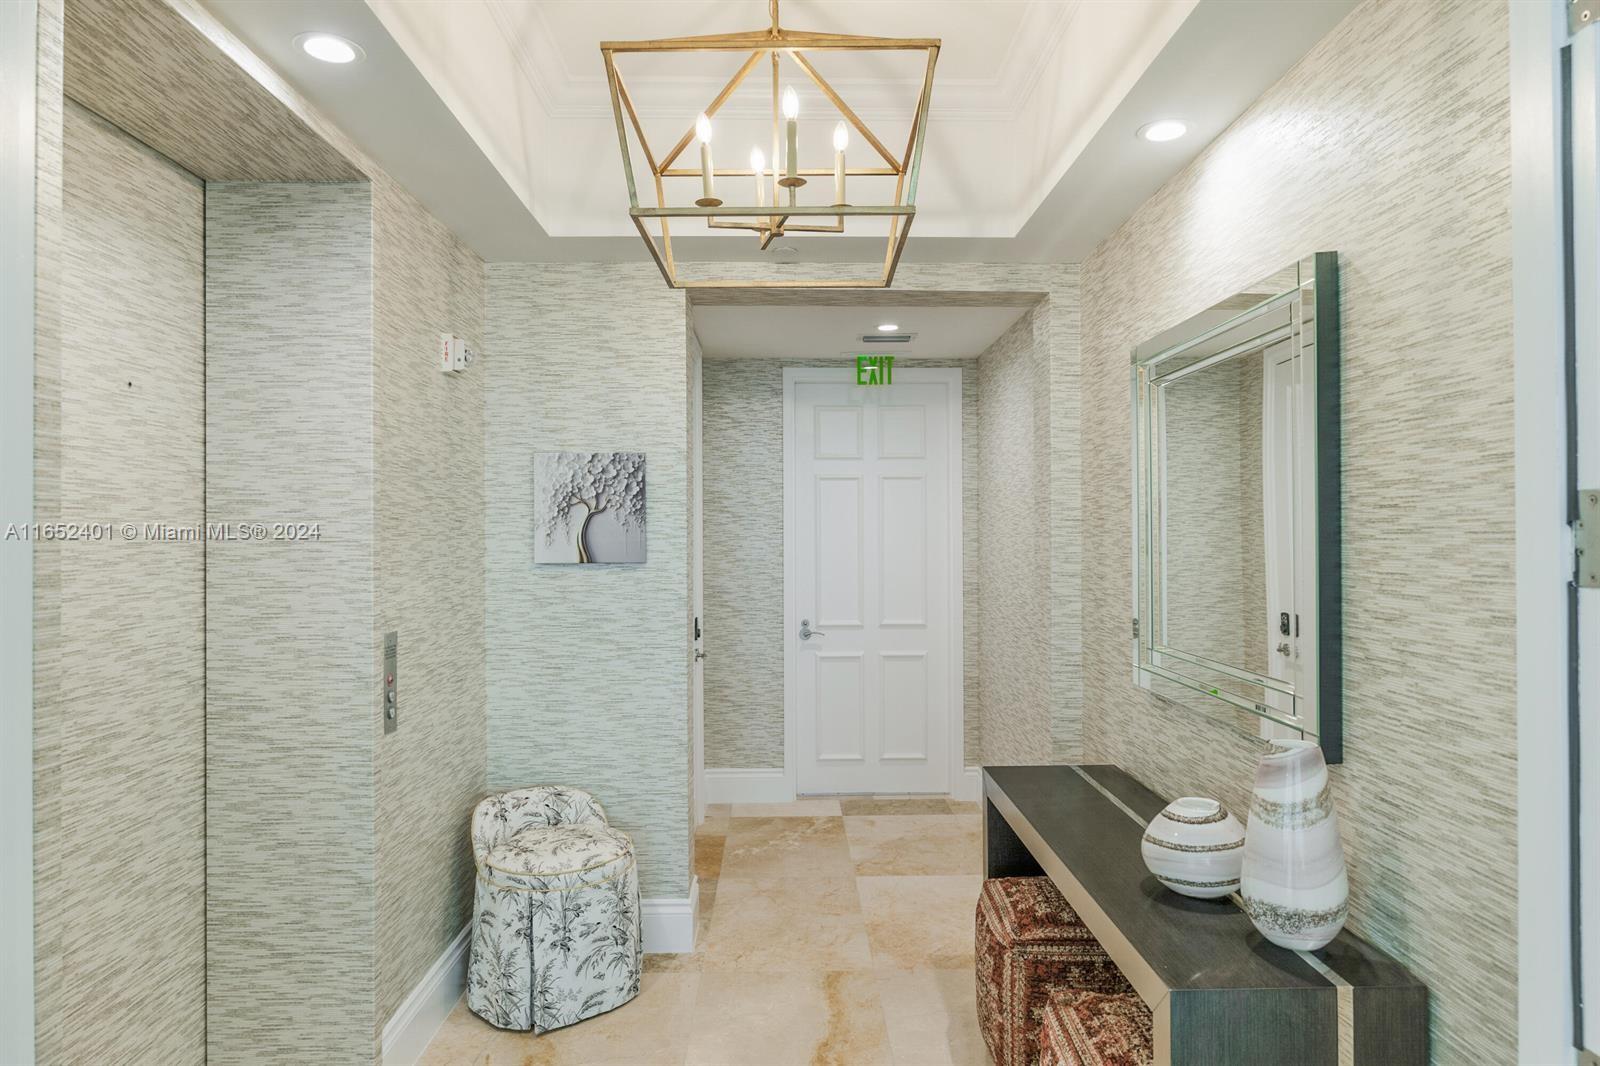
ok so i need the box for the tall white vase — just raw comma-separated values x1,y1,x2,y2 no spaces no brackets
1239,739,1348,951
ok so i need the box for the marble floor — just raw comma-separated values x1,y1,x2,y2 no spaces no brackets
419,796,990,1066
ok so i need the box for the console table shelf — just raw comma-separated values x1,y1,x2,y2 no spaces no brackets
982,765,1427,1066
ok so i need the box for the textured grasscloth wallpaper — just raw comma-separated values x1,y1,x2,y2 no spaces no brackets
1079,0,1514,1059
372,174,487,1032
205,182,377,1063
30,1,66,1052
486,263,691,900
976,309,1054,765
700,356,980,768
35,100,207,1066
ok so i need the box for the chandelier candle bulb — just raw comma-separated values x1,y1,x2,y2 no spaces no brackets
783,87,800,177
832,121,848,205
694,113,720,207
750,147,766,207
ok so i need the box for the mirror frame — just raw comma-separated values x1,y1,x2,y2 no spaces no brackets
1130,252,1342,762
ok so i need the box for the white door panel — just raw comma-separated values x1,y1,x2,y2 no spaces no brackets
788,370,958,795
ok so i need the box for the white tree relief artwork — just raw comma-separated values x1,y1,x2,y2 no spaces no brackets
533,451,647,564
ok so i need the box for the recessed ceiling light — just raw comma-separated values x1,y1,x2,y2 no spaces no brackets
1137,119,1187,143
296,32,363,64
877,322,900,332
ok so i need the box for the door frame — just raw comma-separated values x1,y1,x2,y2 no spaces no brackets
1511,0,1580,1061
1568,10,1600,1061
782,366,964,798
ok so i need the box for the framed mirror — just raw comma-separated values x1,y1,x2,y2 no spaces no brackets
1132,253,1341,761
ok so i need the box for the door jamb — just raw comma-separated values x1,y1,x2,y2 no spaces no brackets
1512,0,1579,1060
783,366,964,798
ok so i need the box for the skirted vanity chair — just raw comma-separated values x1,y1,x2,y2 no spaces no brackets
466,785,642,1033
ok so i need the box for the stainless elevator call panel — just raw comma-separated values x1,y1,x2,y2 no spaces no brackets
383,631,398,734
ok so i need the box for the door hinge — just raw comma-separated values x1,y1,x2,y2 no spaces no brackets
1579,489,1600,588
1574,0,1598,35
1131,618,1140,640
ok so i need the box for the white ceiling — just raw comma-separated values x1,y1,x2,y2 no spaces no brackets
366,0,1195,242
693,303,1033,360
202,0,1358,264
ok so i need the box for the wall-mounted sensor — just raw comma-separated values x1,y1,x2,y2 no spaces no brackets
439,333,476,373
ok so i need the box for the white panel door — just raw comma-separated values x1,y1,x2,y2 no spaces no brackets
788,370,955,794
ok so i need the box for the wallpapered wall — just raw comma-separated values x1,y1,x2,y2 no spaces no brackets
700,355,981,768
1078,0,1515,1059
486,263,692,900
33,99,207,1066
372,174,488,1034
975,308,1054,765
879,264,1083,766
33,6,492,1057
205,181,377,1063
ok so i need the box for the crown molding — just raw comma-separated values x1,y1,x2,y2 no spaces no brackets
488,0,1083,123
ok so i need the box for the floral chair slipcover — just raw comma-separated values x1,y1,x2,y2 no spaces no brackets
467,786,642,1032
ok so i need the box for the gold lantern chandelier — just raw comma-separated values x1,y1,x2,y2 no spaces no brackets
601,0,940,289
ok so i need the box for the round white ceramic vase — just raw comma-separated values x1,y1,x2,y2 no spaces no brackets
1140,797,1246,899
1240,739,1349,951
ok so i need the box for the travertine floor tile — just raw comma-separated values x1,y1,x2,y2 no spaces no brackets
844,815,983,876
731,798,843,817
698,805,731,837
693,835,725,881
719,816,856,879
700,876,871,971
421,798,987,1064
840,796,957,816
876,968,989,1065
417,998,495,1066
857,875,984,970
483,971,699,1066
684,970,892,1066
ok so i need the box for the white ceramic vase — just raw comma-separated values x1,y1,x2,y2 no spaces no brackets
1140,797,1245,899
1239,739,1349,951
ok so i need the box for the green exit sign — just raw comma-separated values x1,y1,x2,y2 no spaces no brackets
855,354,895,385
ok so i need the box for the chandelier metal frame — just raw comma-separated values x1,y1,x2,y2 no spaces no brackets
601,0,940,289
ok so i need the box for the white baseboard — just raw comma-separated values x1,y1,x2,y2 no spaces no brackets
382,922,470,1066
642,876,699,954
703,767,793,804
954,766,981,802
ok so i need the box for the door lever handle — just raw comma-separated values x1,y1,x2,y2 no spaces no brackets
799,618,826,640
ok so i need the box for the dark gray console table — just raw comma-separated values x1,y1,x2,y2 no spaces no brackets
983,765,1427,1066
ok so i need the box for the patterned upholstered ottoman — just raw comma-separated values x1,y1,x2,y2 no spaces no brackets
467,786,642,1033
976,877,1133,1066
1037,989,1154,1066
